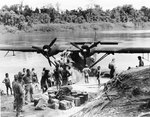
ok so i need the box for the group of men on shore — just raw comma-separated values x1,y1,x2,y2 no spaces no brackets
81,58,115,87
2,55,145,117
2,63,72,117
41,63,72,93
108,56,144,79
2,68,39,117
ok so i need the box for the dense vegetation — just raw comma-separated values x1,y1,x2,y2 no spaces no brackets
1,4,150,31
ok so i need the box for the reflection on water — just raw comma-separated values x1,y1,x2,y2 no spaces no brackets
1,30,150,46
0,30,150,91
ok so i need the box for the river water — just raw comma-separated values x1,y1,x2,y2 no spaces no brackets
0,30,150,91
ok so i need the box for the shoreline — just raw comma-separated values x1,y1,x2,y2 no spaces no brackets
1,22,150,34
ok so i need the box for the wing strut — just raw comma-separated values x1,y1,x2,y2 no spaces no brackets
13,51,15,56
4,51,9,57
90,53,110,68
4,51,15,57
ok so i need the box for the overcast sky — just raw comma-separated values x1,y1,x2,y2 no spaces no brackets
1,0,150,10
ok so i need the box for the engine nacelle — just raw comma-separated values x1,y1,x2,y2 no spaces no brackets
47,45,60,56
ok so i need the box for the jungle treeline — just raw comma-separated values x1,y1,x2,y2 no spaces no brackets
1,4,150,31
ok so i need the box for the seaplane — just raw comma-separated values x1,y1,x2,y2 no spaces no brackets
0,38,150,70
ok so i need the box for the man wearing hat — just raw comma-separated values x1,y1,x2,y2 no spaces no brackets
13,72,24,117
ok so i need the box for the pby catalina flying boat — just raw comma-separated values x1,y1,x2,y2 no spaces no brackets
0,38,150,69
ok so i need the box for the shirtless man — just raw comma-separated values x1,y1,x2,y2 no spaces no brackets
2,73,12,95
82,65,91,83
61,65,71,86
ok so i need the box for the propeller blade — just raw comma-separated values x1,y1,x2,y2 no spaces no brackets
4,51,9,57
52,56,56,59
83,57,87,67
70,42,82,50
32,46,46,56
49,38,57,47
47,57,52,66
89,41,100,49
32,46,43,52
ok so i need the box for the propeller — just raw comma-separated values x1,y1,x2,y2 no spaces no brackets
43,38,57,50
49,38,57,47
70,42,99,67
32,38,57,66
32,46,45,54
71,41,99,56
71,40,118,67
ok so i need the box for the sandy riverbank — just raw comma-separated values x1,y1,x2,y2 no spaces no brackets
71,66,150,117
1,77,109,117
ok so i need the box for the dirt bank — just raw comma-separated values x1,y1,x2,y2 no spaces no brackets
71,66,150,117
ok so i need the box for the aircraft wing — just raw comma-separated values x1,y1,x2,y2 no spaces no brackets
94,46,150,53
0,46,38,52
1,45,150,54
73,41,119,45
53,45,150,54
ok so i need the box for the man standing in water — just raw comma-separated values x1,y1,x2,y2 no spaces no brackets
108,58,116,79
2,73,12,95
82,65,91,83
96,66,101,86
138,56,144,67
